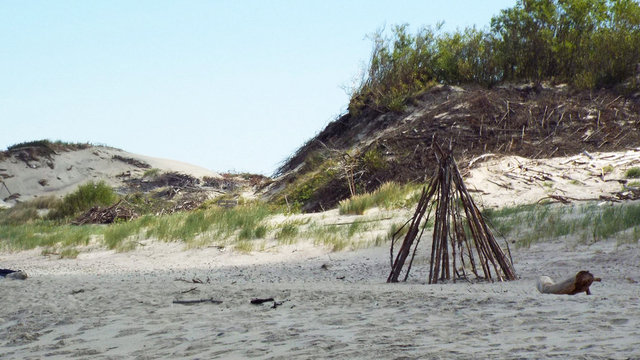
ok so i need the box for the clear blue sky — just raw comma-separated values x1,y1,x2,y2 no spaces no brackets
1,1,515,175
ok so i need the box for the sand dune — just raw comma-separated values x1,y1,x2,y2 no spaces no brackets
0,146,220,206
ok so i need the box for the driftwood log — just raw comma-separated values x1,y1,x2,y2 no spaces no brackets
536,271,601,295
172,298,222,305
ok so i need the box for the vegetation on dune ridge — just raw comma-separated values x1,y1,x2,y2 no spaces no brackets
275,0,640,213
0,139,94,162
5,139,92,152
349,0,640,115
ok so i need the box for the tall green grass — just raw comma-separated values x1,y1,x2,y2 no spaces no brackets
1,194,410,254
339,182,421,215
1,202,272,252
145,202,271,245
0,222,100,251
625,167,640,179
0,195,61,225
483,202,640,248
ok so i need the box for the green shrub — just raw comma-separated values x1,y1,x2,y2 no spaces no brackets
50,181,118,219
361,148,387,173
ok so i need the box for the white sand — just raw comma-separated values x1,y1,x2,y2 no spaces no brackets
1,238,639,359
1,151,640,359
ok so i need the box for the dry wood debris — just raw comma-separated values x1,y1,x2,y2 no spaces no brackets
388,146,517,284
72,200,138,225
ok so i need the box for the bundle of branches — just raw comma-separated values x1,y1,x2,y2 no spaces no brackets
72,200,138,225
388,146,517,284
124,172,201,193
156,172,200,188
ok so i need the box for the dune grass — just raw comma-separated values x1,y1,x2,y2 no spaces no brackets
0,202,273,252
339,182,421,215
625,167,640,179
1,181,415,255
483,201,640,248
0,195,61,225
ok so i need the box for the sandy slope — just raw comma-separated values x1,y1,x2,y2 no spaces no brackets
1,151,640,359
0,146,220,207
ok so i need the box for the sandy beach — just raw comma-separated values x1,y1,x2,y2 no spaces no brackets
2,150,640,359
1,233,639,359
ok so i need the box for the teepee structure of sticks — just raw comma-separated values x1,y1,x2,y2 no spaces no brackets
387,147,517,284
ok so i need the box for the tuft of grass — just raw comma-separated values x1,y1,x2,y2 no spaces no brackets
234,240,254,253
339,182,420,215
145,202,271,246
104,216,152,250
602,165,614,174
274,159,340,212
361,148,388,173
276,222,300,245
304,219,380,252
0,205,39,225
388,221,410,241
254,225,268,239
0,222,101,251
625,167,640,179
59,247,80,259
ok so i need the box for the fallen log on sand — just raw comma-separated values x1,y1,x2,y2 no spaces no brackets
537,271,601,295
0,269,28,280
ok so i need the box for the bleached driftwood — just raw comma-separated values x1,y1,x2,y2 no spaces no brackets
536,271,601,295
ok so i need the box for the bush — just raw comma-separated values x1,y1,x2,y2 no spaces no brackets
50,181,118,219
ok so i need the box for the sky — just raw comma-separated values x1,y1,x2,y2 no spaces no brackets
0,1,516,175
